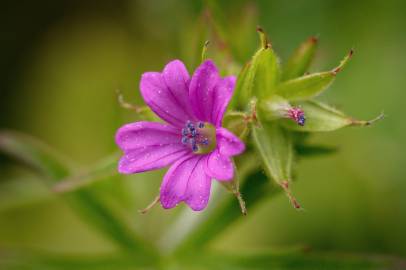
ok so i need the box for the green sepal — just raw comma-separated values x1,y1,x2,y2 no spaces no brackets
282,36,318,81
276,50,352,101
252,122,293,185
231,29,280,108
281,100,383,132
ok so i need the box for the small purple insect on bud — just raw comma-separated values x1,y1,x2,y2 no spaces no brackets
287,107,306,126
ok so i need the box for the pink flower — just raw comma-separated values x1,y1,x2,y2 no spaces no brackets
115,60,245,211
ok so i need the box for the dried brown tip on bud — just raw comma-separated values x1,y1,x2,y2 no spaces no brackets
309,36,318,43
332,49,354,75
138,195,160,214
351,112,385,126
280,180,302,210
256,25,264,33
349,48,354,58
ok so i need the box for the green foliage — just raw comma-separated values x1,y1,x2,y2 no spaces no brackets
0,131,156,257
282,36,318,81
252,123,292,185
0,2,388,269
231,29,280,108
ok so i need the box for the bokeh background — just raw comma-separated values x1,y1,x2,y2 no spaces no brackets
1,0,405,261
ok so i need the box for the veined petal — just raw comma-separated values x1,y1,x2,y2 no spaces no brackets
160,155,211,211
189,60,220,122
140,65,195,127
118,145,189,174
216,127,245,156
115,121,190,173
211,76,236,127
204,149,234,181
162,60,196,120
115,121,180,150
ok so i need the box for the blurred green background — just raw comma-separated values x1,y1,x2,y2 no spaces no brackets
1,0,405,263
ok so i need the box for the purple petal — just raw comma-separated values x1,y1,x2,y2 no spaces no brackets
160,155,211,211
189,60,220,123
115,121,190,173
162,60,196,120
211,76,236,127
204,149,234,181
216,127,245,156
118,145,189,174
140,61,195,127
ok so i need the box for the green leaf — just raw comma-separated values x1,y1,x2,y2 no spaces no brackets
277,50,352,101
281,101,383,132
52,153,119,193
0,130,156,256
295,144,338,157
0,130,71,179
0,250,153,270
252,123,293,184
282,36,318,81
178,250,404,270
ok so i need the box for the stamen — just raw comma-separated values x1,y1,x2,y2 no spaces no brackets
181,137,188,144
180,120,213,153
287,107,306,126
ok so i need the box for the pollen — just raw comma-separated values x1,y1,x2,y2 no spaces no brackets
181,121,216,153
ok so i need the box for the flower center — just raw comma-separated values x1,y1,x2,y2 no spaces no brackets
181,121,216,154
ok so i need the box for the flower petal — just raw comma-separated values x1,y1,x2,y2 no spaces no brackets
115,121,180,150
115,121,190,173
216,127,245,156
211,76,236,126
140,61,195,126
162,60,196,120
118,145,189,174
204,149,234,181
160,155,211,211
189,60,220,122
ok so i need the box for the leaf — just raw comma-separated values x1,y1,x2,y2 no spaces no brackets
52,153,119,193
252,123,293,184
0,130,71,180
232,29,280,108
295,144,338,157
282,36,318,81
0,250,154,270
276,50,353,101
281,101,383,132
178,250,405,270
0,130,155,256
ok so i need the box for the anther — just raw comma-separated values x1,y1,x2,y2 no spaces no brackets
198,122,205,128
181,137,188,144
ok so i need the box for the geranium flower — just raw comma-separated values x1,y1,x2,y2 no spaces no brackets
115,60,245,211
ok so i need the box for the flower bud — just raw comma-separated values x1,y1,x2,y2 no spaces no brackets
260,96,306,126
